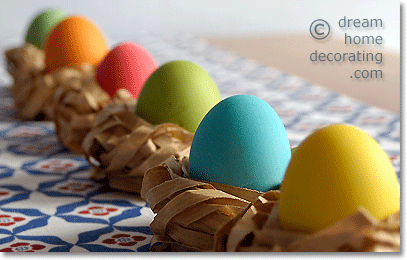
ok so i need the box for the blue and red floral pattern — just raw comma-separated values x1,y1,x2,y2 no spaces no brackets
0,242,46,252
102,234,147,247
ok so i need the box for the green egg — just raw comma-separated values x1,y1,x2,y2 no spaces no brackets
25,8,67,49
135,60,221,133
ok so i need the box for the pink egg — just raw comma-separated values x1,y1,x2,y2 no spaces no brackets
96,42,158,97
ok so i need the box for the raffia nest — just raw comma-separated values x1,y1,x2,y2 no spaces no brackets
4,44,102,121
141,156,400,252
81,100,193,193
52,65,136,154
4,44,54,119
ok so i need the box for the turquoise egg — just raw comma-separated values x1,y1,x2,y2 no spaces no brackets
189,95,291,192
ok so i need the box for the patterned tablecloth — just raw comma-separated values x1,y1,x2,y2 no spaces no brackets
0,32,400,252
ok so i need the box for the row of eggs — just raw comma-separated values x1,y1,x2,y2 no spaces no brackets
25,9,399,234
26,9,221,133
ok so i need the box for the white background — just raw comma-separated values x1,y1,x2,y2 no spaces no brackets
0,0,400,53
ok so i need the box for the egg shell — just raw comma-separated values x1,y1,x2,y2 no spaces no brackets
96,42,158,98
43,15,109,72
189,95,292,192
279,124,400,233
25,8,67,49
135,60,221,132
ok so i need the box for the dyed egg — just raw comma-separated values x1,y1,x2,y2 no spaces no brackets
25,8,67,49
189,95,292,192
135,60,221,132
279,124,400,233
96,42,158,98
43,15,109,72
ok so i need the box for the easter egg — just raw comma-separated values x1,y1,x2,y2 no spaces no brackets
135,60,221,132
189,95,292,192
25,8,67,49
96,42,158,98
279,124,400,233
43,15,109,72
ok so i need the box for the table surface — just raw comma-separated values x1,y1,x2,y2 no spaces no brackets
205,34,400,114
0,32,400,252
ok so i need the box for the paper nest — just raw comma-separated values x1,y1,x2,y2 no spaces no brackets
81,100,193,193
4,44,137,154
53,68,135,154
141,156,400,252
5,44,55,119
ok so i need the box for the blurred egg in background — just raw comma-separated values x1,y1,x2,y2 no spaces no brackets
25,8,67,49
96,42,158,98
43,15,109,72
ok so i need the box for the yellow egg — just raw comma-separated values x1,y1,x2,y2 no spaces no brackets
279,124,400,233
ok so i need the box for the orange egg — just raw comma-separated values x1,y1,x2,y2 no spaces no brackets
43,15,109,72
